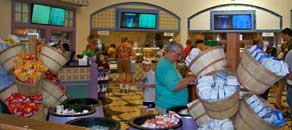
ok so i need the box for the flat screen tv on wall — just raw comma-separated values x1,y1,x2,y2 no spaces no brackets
31,4,50,25
211,10,255,32
120,12,157,29
31,4,65,26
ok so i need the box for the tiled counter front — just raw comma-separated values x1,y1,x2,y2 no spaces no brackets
57,66,91,98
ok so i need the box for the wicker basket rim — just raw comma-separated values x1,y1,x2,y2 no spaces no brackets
189,46,224,68
41,45,68,61
0,44,25,55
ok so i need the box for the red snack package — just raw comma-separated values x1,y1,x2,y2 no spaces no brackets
10,107,23,116
32,94,42,104
22,106,34,117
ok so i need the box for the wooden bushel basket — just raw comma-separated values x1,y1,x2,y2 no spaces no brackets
236,48,283,94
199,89,240,119
30,105,47,121
189,47,226,76
188,99,210,126
16,79,42,96
234,95,283,130
0,44,25,73
38,45,68,74
40,80,68,107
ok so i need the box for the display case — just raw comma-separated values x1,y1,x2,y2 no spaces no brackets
134,47,143,62
142,47,160,61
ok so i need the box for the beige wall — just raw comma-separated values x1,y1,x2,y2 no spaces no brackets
0,0,11,40
0,0,292,54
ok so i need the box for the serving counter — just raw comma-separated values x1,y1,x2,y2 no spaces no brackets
57,65,91,98
0,113,88,130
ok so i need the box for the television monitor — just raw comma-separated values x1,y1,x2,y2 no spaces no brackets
31,4,50,25
211,11,255,32
49,7,65,26
120,12,157,29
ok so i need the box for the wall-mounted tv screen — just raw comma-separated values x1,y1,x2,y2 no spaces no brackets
211,11,255,32
120,12,157,29
31,4,65,26
31,4,50,25
49,7,65,26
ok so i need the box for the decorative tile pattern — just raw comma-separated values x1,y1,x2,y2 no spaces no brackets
57,67,90,81
159,10,179,30
91,8,115,29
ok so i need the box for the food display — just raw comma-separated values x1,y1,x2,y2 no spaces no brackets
249,45,289,76
197,70,239,102
13,53,48,84
6,92,42,118
141,112,181,129
198,119,234,130
246,95,285,127
55,105,89,115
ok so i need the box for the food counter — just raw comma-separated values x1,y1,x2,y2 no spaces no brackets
0,113,88,130
57,65,91,98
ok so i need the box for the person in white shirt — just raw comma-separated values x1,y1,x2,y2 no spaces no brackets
139,58,156,115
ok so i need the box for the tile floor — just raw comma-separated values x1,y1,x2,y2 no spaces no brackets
101,83,292,130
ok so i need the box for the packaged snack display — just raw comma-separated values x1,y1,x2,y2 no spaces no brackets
246,95,285,127
185,48,201,66
198,119,234,130
141,112,181,129
249,45,289,76
13,53,48,84
6,92,42,118
197,70,239,102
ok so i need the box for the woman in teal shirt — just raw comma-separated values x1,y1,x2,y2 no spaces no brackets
155,41,196,114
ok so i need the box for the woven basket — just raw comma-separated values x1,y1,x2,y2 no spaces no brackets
199,89,240,119
236,48,283,94
41,80,68,107
188,99,210,126
189,47,226,76
30,105,47,121
38,45,68,74
16,79,42,96
0,44,25,73
0,83,18,100
234,95,283,130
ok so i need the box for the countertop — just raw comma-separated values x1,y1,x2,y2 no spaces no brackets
0,114,88,130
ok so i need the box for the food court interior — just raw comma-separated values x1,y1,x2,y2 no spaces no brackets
1,0,292,130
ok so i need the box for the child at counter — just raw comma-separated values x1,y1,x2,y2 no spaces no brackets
139,58,156,115
97,53,110,93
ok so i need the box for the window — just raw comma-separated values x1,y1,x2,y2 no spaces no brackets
65,10,74,27
15,2,29,23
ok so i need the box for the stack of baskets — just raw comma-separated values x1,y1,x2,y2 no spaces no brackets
0,43,69,121
187,47,285,130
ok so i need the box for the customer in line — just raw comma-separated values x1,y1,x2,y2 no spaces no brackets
183,39,192,59
276,28,292,109
155,41,196,114
284,49,292,119
116,37,132,92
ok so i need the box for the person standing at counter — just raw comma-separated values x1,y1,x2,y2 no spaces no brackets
155,41,196,114
117,37,133,92
275,28,292,109
183,39,192,59
128,40,136,86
